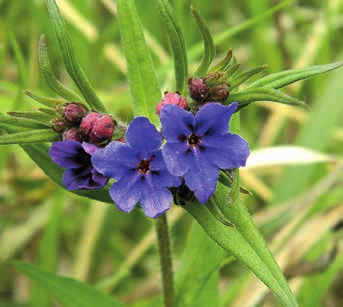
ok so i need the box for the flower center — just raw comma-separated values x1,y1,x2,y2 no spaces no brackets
137,159,150,174
187,133,202,146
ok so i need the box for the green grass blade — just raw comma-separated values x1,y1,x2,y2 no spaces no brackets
46,0,106,112
10,260,125,307
191,6,215,76
117,0,161,123
156,0,187,93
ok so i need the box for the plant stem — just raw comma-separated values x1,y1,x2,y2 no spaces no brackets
155,213,174,307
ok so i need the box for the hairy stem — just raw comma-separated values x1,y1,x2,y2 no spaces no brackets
155,213,174,307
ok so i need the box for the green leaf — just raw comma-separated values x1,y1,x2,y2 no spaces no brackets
21,143,113,204
117,0,161,123
229,65,268,90
0,113,50,129
10,260,124,307
191,6,215,76
0,129,59,144
7,111,53,122
228,87,309,111
38,35,82,102
214,172,298,306
248,61,343,89
209,49,232,73
175,221,224,306
184,202,293,307
156,0,187,93
25,90,65,108
46,0,106,112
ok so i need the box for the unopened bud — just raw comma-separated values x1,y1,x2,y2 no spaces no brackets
156,92,189,115
63,103,88,123
188,77,209,102
210,86,229,102
63,127,87,142
80,112,115,144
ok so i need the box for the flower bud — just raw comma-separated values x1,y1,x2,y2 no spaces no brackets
63,103,88,123
51,118,72,133
63,127,87,142
188,77,209,102
80,112,115,144
210,85,229,102
156,92,189,115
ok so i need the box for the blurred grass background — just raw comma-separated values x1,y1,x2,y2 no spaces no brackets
0,0,343,306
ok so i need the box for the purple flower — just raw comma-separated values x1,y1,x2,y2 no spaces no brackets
160,102,250,203
92,117,181,219
49,140,109,190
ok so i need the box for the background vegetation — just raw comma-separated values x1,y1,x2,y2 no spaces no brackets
0,0,342,306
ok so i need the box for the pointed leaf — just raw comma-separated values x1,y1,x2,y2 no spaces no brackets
39,35,82,102
184,202,293,307
0,129,59,144
191,6,215,76
117,0,161,123
156,0,187,93
248,62,343,89
25,91,65,108
21,143,112,203
230,65,268,90
210,49,232,73
0,113,50,129
10,260,124,307
228,87,309,111
7,111,53,122
46,0,106,112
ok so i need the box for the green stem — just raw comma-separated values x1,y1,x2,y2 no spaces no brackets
155,213,174,307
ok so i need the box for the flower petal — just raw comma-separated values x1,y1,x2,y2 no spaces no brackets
139,175,173,218
63,167,102,190
183,148,219,203
162,142,191,176
160,104,194,142
92,141,138,179
203,134,250,169
50,140,90,168
194,102,237,136
109,172,142,213
125,117,162,154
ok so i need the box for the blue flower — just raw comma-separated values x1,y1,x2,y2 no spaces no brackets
49,140,109,190
160,102,250,203
92,117,181,219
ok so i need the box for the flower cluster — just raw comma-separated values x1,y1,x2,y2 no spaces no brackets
50,90,250,218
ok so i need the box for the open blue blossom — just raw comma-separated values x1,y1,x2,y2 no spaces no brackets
92,117,181,219
160,102,250,203
49,140,109,190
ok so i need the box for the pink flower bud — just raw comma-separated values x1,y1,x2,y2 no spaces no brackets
63,127,87,142
63,103,88,123
188,77,209,102
210,86,229,102
156,92,189,115
80,112,115,144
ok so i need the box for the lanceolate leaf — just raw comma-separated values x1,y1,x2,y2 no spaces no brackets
117,0,161,123
228,87,308,111
8,111,53,122
191,7,215,76
230,65,268,90
210,49,232,73
156,0,188,93
0,113,50,129
248,61,343,89
25,91,65,108
184,202,293,307
39,35,82,102
0,129,59,144
21,143,113,204
10,260,124,307
46,0,106,112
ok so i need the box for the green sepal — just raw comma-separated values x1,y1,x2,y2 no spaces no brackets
191,6,215,77
38,108,57,115
228,87,309,111
38,35,82,102
156,0,188,93
25,91,65,108
184,201,293,307
9,260,125,307
218,170,251,195
117,0,161,123
206,198,234,227
0,113,50,129
225,63,241,79
46,0,106,112
7,111,53,122
21,143,113,203
209,49,232,73
230,65,268,90
248,61,343,89
0,129,59,144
